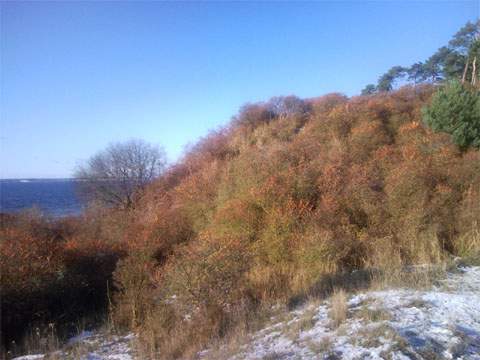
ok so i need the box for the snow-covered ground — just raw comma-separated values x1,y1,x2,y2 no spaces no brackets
218,266,480,360
12,332,135,360
12,266,480,359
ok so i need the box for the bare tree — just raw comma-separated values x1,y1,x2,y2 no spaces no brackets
75,139,166,209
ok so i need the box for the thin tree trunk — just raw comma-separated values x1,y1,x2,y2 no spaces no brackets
472,56,477,87
462,58,469,84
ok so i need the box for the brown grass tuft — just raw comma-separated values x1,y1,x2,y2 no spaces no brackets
328,289,348,328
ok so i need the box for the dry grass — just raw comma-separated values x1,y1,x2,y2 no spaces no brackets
406,298,429,309
454,229,480,266
306,336,333,354
285,306,317,340
354,305,392,322
3,321,113,360
370,262,448,291
261,352,286,360
328,289,348,328
132,301,275,360
4,324,61,359
200,321,252,360
353,323,401,348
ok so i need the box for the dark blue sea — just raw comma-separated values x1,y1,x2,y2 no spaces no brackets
0,179,84,217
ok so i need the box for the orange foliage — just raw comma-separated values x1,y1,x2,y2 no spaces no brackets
1,210,126,351
5,85,480,359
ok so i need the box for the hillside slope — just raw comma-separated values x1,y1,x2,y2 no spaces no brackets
204,265,480,360
12,265,480,359
3,86,479,359
111,85,480,358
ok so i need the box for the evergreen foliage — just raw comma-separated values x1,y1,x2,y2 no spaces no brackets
423,81,480,149
367,20,480,92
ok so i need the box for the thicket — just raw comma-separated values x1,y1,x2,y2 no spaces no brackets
108,86,479,358
2,86,479,359
0,208,127,357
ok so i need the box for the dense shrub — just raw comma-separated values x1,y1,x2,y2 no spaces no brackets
0,209,126,355
108,86,480,358
4,86,479,359
423,81,480,149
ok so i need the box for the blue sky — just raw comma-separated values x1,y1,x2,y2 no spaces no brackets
1,1,478,178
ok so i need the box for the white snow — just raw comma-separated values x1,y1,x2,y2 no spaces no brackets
70,332,135,360
67,330,95,346
214,266,480,360
11,356,45,360
12,333,135,360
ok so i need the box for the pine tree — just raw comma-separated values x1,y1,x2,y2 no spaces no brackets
423,81,480,149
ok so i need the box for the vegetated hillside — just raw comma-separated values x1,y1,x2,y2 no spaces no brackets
2,19,479,360
111,85,479,358
1,86,479,359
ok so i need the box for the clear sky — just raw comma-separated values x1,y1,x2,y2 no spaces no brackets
1,1,478,178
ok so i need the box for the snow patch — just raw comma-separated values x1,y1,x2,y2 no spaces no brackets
12,333,135,360
218,266,480,359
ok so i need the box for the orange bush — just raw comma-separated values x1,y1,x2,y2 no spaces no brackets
1,209,126,354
